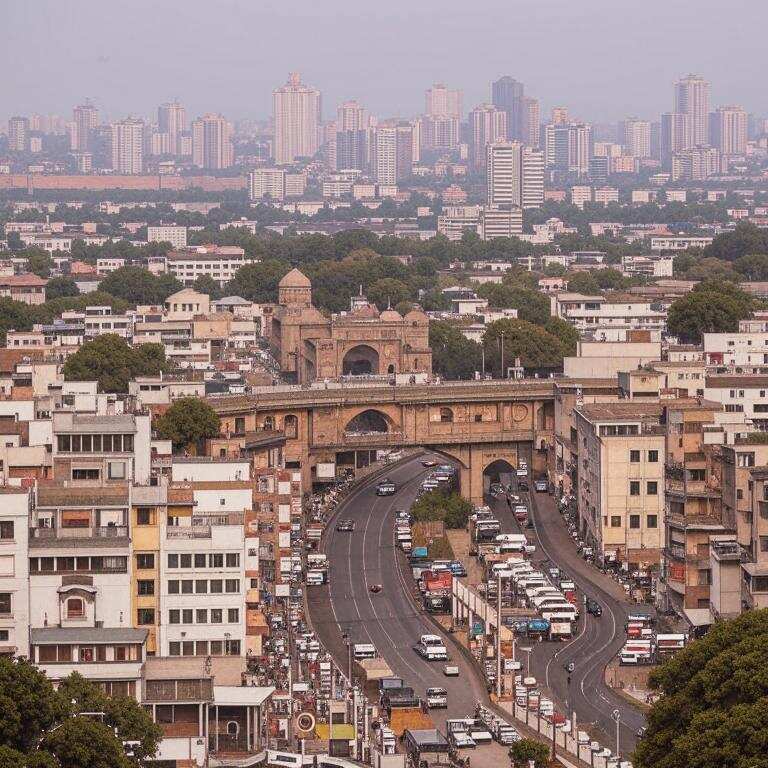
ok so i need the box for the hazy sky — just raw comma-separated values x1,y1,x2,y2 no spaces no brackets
3,0,765,125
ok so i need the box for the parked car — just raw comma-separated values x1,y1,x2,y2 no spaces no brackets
336,519,355,532
534,478,548,492
586,598,602,616
376,479,396,496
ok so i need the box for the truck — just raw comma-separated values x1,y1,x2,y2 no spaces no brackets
414,634,449,661
381,686,421,711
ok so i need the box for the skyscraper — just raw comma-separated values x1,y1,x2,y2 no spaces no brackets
273,72,321,165
110,118,144,174
520,97,541,147
158,102,187,155
191,114,234,169
621,118,652,158
425,84,462,118
72,102,98,152
334,101,367,171
469,104,507,166
545,123,592,175
7,117,29,152
709,106,748,156
674,74,710,146
337,100,365,131
521,147,545,209
492,76,524,140
373,122,413,184
660,112,692,164
486,142,522,207
551,107,569,125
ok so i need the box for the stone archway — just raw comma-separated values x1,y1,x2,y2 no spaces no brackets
344,409,390,435
342,345,380,376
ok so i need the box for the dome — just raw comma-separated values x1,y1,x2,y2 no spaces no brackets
380,309,403,322
404,308,428,324
350,303,379,319
278,268,311,288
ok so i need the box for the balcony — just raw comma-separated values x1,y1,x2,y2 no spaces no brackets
29,525,129,548
166,525,211,539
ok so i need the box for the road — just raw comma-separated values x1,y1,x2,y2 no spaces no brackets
486,483,648,755
308,454,489,722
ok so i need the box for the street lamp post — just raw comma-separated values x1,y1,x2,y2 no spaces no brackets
519,646,533,677
612,709,621,757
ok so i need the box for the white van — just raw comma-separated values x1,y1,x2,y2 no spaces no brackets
353,643,377,660
306,570,326,586
415,634,448,661
496,533,528,546
533,593,568,609
542,606,578,622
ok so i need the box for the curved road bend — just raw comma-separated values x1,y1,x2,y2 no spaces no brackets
307,455,490,721
487,488,647,753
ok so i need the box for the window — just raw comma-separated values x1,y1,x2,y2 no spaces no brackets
629,515,641,529
0,593,11,615
0,521,14,540
194,553,206,568
169,610,180,624
760,536,768,553
610,516,622,528
647,515,658,528
227,608,239,623
79,647,95,663
169,642,180,656
137,580,155,596
167,580,179,594
182,609,193,624
137,608,155,625
210,553,224,568
210,579,223,594
167,554,179,569
196,609,208,624
226,553,240,568
136,509,151,526
195,580,208,594
629,481,640,496
629,450,640,463
647,481,658,495
72,468,100,481
226,640,241,656
181,580,193,594
179,554,192,568
225,579,239,593
210,609,223,623
648,450,659,463
738,453,756,468
136,553,155,570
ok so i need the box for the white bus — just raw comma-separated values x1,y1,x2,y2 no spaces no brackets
353,643,378,660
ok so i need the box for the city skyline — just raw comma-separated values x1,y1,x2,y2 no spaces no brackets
3,0,766,124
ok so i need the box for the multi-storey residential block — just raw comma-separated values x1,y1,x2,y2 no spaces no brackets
0,487,31,658
147,226,188,249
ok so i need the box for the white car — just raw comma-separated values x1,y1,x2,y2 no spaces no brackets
443,664,460,676
415,634,448,661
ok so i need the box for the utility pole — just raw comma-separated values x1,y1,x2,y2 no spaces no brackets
500,331,505,379
495,571,502,698
612,709,621,757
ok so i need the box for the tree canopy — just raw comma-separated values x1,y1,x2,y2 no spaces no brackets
509,738,551,768
482,318,569,373
428,320,483,380
476,284,551,325
634,609,768,768
224,259,291,303
45,275,80,300
98,266,182,305
0,660,160,768
411,490,473,529
155,397,221,450
667,282,754,343
62,335,168,393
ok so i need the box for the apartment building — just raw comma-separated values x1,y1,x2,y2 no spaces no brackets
163,247,250,287
705,375,768,431
147,226,188,249
743,468,768,610
0,274,47,305
703,330,768,371
574,402,665,567
0,487,31,658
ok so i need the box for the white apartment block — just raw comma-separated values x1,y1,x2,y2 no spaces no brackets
147,226,188,249
480,206,523,240
570,186,592,209
705,375,768,431
621,255,674,278
0,488,31,658
165,247,250,286
550,293,669,341
250,168,286,201
650,236,714,252
96,257,126,275
704,332,768,369
593,187,619,205
437,205,483,241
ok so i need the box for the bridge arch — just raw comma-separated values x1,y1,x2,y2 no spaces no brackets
342,344,380,376
344,409,392,434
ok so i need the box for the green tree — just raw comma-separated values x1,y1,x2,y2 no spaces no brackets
366,278,412,310
411,490,472,529
428,321,483,380
476,284,551,325
483,319,568,374
565,271,600,294
734,254,768,281
0,298,33,344
24,248,53,278
155,397,220,450
62,335,167,393
98,266,181,305
509,738,551,768
45,276,80,300
225,260,291,303
42,717,133,768
192,274,222,299
634,609,768,768
667,292,745,344
705,222,768,261
544,316,579,356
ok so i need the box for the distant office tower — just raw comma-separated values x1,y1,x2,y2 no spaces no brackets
674,74,710,146
250,168,286,200
374,123,413,183
469,104,507,166
157,102,187,155
487,142,522,207
521,147,545,208
421,116,460,151
650,122,661,160
709,106,748,156
492,76,524,140
520,97,540,147
110,118,144,174
589,156,610,185
551,106,569,125
273,72,321,165
191,114,233,169
425,84,462,118
672,146,722,181
545,123,592,175
480,206,523,240
660,112,692,164
621,118,651,158
336,130,367,170
72,102,98,152
8,117,29,152
337,100,365,131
